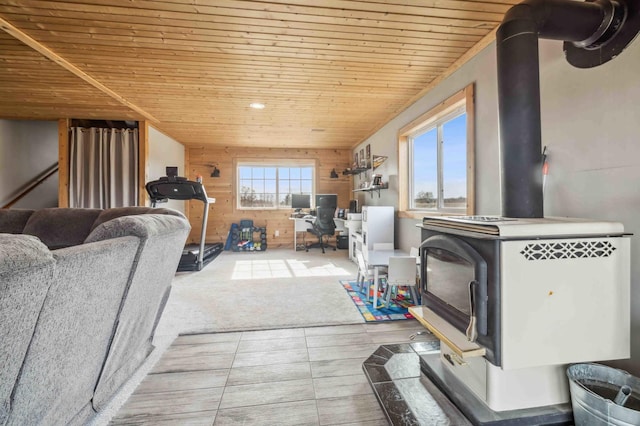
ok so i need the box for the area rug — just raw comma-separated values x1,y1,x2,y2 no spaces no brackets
340,280,415,322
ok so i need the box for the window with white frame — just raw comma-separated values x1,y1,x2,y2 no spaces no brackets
237,161,314,209
398,84,475,217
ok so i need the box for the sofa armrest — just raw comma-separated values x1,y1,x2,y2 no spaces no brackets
87,214,191,409
0,234,55,424
7,236,140,425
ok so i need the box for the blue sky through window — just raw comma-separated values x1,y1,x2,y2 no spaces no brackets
412,112,467,206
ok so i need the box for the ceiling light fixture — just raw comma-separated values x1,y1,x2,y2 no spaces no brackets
249,102,265,109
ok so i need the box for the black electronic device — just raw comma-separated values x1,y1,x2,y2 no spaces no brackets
349,199,359,213
291,194,311,213
166,166,178,177
146,176,222,271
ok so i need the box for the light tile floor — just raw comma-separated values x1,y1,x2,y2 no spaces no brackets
111,321,435,425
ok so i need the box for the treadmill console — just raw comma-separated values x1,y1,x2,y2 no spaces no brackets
146,176,206,204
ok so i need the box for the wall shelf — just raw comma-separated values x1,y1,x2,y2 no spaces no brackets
343,154,388,177
352,183,389,198
372,155,388,170
342,166,370,176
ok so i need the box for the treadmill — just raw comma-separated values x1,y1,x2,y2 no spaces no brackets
145,175,223,271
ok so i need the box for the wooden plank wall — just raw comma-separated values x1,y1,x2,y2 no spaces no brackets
186,145,353,249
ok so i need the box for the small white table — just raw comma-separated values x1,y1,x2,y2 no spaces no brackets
366,249,408,308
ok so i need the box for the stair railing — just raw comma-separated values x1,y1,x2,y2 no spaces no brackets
1,162,59,209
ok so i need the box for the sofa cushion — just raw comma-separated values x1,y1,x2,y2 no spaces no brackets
22,208,102,249
0,209,35,234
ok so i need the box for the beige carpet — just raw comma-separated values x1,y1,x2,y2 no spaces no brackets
155,248,364,336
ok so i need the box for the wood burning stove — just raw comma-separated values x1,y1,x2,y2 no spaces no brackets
411,215,630,413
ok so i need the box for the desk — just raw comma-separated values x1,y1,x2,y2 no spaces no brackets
289,216,314,250
289,216,347,251
366,249,409,308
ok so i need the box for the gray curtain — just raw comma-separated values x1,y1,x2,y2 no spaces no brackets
69,127,138,208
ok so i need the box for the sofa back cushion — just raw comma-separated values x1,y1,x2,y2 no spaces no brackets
0,209,35,234
22,208,102,249
91,206,185,232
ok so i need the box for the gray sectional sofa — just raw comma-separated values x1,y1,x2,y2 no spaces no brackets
0,206,191,425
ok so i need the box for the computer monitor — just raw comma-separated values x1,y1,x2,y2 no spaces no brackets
315,194,338,210
291,194,311,211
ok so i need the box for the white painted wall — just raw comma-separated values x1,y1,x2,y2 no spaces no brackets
147,126,186,213
539,38,640,376
0,119,59,209
358,38,640,375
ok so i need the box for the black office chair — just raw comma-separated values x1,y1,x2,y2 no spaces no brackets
305,205,337,253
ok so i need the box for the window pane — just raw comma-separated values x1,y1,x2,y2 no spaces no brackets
442,114,467,209
265,167,276,179
253,181,264,193
280,168,289,179
265,179,277,193
290,181,301,194
279,181,290,194
252,167,264,178
258,193,275,207
239,185,257,207
239,167,252,179
412,128,438,209
289,168,300,179
301,181,312,193
301,167,312,179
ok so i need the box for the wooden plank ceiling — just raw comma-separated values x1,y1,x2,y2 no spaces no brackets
0,0,518,148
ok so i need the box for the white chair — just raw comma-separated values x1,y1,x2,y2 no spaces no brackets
355,251,386,301
382,256,420,307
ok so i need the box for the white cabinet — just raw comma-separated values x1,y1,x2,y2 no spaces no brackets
345,213,362,262
361,206,394,261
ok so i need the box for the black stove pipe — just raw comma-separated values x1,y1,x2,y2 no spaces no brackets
497,0,626,218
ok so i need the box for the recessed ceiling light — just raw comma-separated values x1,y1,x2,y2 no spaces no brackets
249,102,265,109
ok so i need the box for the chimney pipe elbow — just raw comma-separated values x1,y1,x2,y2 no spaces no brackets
499,0,610,42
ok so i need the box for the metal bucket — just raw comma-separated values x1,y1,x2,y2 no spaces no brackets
566,363,640,426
